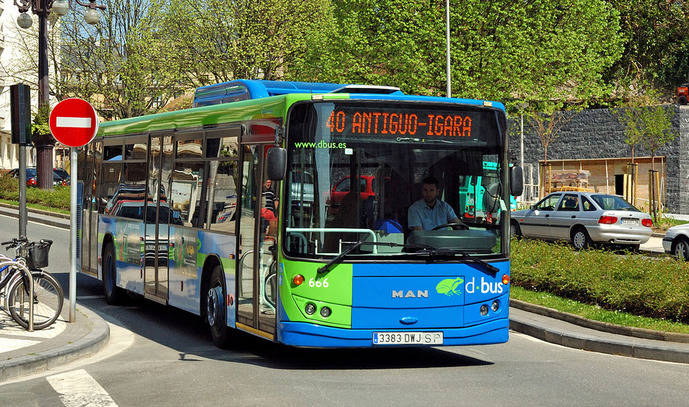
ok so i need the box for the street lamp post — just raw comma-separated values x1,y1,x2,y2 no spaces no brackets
14,0,104,189
445,0,451,98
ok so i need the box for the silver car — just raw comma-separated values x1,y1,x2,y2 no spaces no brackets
662,224,689,260
511,192,653,250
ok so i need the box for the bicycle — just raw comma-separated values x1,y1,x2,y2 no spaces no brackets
0,237,64,330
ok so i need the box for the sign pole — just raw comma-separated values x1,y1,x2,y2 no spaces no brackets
69,146,77,322
18,145,27,239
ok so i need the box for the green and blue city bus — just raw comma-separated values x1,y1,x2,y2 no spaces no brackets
77,80,523,348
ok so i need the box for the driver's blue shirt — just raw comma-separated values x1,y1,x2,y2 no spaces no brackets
408,199,458,230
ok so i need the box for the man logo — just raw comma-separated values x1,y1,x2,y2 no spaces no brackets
392,290,429,298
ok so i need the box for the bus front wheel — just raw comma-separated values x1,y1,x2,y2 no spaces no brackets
206,265,233,348
103,242,122,305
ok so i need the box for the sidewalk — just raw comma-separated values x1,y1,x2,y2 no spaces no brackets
0,302,109,383
0,208,108,383
510,301,689,364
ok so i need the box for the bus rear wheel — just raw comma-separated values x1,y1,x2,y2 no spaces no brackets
103,242,122,305
206,265,233,348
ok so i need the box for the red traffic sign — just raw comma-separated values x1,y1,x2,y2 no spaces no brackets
49,98,98,147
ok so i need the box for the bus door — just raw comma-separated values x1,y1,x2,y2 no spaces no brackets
237,144,277,337
80,143,97,275
144,135,173,304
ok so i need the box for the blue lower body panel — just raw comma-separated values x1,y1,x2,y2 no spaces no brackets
278,318,509,348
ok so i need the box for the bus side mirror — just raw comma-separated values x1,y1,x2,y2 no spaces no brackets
510,165,524,197
266,147,287,180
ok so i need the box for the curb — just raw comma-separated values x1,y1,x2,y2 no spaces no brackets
0,202,70,220
0,304,110,383
509,313,689,364
511,299,689,343
0,205,69,230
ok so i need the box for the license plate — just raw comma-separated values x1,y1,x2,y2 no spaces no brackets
621,218,638,225
373,332,443,345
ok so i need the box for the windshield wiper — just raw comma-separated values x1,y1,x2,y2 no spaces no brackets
317,241,434,274
415,248,500,275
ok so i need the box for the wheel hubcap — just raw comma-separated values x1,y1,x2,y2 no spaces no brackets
574,232,585,248
206,285,222,326
677,242,688,260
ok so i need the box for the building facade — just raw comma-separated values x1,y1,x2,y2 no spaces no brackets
509,105,689,214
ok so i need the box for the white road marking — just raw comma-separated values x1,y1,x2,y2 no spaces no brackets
46,369,117,407
56,117,91,128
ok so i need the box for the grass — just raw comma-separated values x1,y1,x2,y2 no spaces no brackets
511,285,689,334
511,238,689,325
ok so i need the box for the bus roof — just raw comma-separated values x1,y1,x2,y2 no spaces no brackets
98,82,506,137
193,79,404,107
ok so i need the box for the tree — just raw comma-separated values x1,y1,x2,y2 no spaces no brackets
148,0,335,88
615,88,677,220
525,102,572,165
306,0,624,103
606,0,689,94
56,0,184,119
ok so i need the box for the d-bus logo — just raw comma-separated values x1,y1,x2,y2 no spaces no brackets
435,277,463,296
465,277,503,294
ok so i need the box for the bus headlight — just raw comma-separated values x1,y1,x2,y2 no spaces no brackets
320,306,331,318
491,300,500,312
305,303,316,315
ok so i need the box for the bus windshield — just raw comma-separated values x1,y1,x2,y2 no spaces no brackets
284,101,507,259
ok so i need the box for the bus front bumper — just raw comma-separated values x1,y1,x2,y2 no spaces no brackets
277,318,509,348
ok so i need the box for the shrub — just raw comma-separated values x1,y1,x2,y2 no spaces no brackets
511,239,689,323
0,175,69,210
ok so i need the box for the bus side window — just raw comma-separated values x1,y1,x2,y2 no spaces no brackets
100,163,122,214
171,161,206,227
208,160,238,233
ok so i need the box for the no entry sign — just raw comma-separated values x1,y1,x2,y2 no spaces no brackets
49,98,98,147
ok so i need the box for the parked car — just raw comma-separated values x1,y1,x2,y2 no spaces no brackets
8,167,68,187
53,168,70,185
511,192,653,250
662,223,689,260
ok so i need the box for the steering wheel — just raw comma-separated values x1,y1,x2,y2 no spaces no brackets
432,222,469,231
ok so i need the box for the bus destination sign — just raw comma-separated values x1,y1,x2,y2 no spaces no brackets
324,104,500,143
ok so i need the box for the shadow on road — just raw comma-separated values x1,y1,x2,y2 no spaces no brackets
56,273,494,371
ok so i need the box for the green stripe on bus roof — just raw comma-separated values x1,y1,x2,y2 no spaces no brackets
97,93,351,137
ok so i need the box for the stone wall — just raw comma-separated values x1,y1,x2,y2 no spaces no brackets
507,105,689,214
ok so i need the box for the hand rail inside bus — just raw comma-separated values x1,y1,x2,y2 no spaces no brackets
286,228,378,254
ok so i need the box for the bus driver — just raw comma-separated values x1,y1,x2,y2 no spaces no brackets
408,176,461,231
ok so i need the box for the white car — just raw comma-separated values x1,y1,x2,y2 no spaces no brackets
662,224,689,260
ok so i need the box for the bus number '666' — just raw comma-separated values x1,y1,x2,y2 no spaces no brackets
308,278,329,288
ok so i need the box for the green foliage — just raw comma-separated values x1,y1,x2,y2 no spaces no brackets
148,0,335,86
31,104,51,136
57,0,184,119
0,176,70,210
606,0,689,93
511,239,689,323
306,0,623,104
